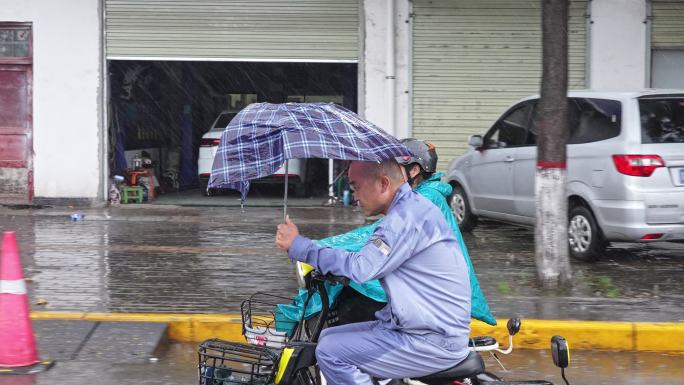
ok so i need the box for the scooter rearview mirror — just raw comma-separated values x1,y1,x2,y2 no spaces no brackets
507,317,521,336
551,335,570,368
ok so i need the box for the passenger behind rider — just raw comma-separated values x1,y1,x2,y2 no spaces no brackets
276,159,471,384
311,139,496,327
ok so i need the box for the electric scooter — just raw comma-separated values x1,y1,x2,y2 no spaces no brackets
198,273,571,385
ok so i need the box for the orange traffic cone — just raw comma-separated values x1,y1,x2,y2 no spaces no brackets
0,231,53,374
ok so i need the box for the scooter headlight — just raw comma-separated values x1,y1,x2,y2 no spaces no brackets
295,262,315,288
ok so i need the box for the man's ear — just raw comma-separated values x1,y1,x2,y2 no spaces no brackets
380,175,391,193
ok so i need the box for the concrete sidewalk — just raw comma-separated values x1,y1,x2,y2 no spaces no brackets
1,204,683,352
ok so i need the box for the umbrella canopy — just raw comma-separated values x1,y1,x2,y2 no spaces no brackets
208,103,412,199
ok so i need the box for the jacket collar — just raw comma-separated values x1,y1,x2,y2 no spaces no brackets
388,183,412,211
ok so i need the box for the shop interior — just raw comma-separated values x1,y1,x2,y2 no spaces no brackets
107,61,357,202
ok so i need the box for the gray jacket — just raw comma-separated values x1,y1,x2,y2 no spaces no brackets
288,183,471,352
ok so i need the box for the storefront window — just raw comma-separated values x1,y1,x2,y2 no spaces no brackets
0,27,30,58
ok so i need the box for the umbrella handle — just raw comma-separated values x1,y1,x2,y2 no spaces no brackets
283,159,289,221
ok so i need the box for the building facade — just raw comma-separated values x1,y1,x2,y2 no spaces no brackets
0,0,681,204
1,0,103,205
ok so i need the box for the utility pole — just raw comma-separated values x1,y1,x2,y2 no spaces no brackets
534,0,572,286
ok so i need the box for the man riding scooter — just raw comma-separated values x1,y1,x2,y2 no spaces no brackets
278,139,496,328
276,159,472,384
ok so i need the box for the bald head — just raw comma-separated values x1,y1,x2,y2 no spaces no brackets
348,160,407,216
352,160,405,184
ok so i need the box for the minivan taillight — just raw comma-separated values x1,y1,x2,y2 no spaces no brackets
641,233,664,240
200,138,221,147
612,155,665,177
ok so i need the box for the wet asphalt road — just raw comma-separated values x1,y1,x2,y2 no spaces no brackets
0,204,683,385
0,342,682,385
0,204,682,322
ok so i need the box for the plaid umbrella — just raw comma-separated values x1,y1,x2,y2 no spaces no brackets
208,103,412,201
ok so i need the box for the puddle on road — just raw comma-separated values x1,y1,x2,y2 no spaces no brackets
482,348,684,385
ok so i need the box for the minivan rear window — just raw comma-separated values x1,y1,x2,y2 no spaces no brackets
639,97,684,143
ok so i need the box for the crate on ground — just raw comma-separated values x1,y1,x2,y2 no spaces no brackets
198,338,278,385
241,292,296,350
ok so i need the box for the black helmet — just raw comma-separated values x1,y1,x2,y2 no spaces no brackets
396,138,438,173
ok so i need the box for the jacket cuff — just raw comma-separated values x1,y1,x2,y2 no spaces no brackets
288,235,312,263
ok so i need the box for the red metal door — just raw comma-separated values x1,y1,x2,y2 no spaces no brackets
0,23,32,204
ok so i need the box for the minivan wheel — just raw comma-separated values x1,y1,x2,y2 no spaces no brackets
450,185,478,232
568,205,605,262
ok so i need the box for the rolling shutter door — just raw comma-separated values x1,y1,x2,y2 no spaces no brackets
412,0,587,171
651,0,684,88
105,0,359,62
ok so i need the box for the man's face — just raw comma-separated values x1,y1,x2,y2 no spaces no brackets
348,162,384,216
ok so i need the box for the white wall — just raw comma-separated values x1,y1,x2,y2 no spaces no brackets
0,0,102,200
361,0,411,139
589,0,647,90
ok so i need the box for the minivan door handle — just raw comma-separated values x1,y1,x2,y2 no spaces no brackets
504,156,515,162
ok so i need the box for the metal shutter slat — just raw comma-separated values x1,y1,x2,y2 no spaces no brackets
105,0,358,61
652,0,684,49
412,0,587,171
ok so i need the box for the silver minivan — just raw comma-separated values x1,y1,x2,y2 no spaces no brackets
447,90,684,261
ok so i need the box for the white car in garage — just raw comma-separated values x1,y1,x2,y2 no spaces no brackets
198,110,308,196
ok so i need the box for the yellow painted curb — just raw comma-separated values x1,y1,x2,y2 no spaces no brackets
31,312,684,353
31,311,243,342
634,322,684,352
470,319,684,353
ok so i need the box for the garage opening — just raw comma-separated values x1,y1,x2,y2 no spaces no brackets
107,61,357,203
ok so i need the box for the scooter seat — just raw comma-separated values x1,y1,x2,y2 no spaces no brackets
414,351,485,384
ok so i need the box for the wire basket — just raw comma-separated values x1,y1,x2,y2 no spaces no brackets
241,292,297,350
198,338,278,385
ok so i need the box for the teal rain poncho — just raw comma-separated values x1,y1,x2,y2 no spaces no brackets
274,173,496,332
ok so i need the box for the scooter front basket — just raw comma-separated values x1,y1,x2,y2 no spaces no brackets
241,292,297,350
198,338,278,385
